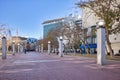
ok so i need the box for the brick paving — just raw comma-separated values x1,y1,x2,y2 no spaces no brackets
0,52,120,80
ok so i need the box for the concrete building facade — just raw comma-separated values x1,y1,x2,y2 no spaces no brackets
82,7,120,55
43,18,64,38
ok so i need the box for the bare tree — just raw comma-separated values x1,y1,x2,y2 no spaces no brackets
77,0,120,57
60,16,89,53
43,16,92,54
41,27,61,50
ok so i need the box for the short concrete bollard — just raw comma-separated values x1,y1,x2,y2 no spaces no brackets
48,41,51,55
41,44,43,53
59,36,63,57
2,36,7,59
12,41,15,56
97,21,106,65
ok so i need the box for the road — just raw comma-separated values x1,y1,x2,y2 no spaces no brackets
0,52,120,80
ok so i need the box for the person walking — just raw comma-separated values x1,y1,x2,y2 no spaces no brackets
24,48,26,54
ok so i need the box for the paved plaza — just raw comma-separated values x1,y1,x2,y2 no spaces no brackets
0,52,120,80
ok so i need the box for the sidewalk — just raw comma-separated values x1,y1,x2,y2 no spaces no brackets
0,52,120,80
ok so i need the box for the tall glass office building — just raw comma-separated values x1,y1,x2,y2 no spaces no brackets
43,18,64,38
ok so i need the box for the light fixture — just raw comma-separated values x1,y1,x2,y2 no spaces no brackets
48,41,51,44
12,41,15,43
60,36,63,40
98,20,105,26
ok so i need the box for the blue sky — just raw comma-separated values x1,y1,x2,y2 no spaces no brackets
0,0,80,39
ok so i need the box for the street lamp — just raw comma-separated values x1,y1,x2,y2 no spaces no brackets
60,36,63,40
97,20,106,65
20,41,24,53
59,36,63,57
48,41,51,55
12,41,15,56
18,43,20,53
41,44,43,53
39,45,41,52
98,20,105,26
2,36,7,59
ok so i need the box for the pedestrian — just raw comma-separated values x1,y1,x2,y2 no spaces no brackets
56,50,59,55
24,49,26,54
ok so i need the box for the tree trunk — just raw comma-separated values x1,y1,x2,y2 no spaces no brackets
83,40,89,54
105,28,113,57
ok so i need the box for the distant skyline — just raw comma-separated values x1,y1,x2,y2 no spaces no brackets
0,0,80,39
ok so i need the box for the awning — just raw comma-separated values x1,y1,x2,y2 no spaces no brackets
80,44,97,48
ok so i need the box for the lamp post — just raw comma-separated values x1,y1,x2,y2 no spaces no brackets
12,41,15,56
48,41,51,55
2,36,7,59
41,44,43,53
59,36,63,57
20,41,23,53
19,44,22,53
39,45,41,52
97,20,106,65
18,43,20,53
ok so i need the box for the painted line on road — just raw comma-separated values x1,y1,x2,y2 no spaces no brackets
14,60,60,63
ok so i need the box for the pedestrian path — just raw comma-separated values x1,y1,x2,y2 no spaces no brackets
0,52,120,80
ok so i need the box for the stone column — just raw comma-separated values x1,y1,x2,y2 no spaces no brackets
20,45,22,52
18,43,20,53
97,27,106,65
39,45,41,52
21,45,24,52
12,41,15,55
41,44,43,53
59,36,63,57
48,41,51,55
2,37,7,59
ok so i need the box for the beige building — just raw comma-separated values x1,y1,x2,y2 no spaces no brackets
0,36,27,52
82,7,99,28
11,36,27,44
82,7,120,54
109,34,120,54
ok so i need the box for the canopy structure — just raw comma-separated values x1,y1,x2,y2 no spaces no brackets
80,44,97,48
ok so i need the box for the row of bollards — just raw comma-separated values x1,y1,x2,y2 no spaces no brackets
46,36,63,57
2,37,7,59
46,24,106,65
1,21,106,65
1,36,16,59
1,36,24,59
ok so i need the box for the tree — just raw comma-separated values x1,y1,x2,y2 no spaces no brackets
77,0,120,57
39,27,60,50
59,16,89,53
46,28,59,49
